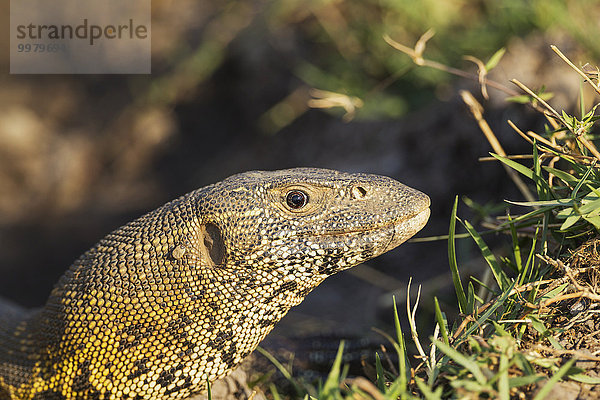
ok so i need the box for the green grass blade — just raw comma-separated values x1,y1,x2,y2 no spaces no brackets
375,352,385,391
560,213,581,230
433,339,487,385
532,359,576,400
568,373,600,384
543,166,578,184
490,153,534,179
448,196,467,313
508,374,545,387
485,47,506,71
414,376,443,400
498,353,509,400
541,208,550,256
496,205,556,228
583,214,600,229
321,341,345,398
463,219,510,291
519,228,539,285
386,374,409,399
577,196,600,213
572,162,595,199
515,352,536,377
508,216,523,272
580,79,585,119
529,316,563,350
467,281,475,314
470,275,498,295
269,384,281,400
459,281,516,341
505,199,575,207
256,346,304,396
434,297,449,345
392,296,409,391
256,346,293,380
532,141,554,200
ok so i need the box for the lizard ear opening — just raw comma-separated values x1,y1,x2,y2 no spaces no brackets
199,223,225,266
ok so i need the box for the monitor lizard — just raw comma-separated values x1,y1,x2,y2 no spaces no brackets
0,168,430,400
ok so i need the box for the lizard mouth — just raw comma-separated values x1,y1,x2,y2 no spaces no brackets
313,204,430,240
303,205,430,272
384,206,430,252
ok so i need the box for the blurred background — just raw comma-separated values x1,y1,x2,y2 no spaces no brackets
1,0,599,356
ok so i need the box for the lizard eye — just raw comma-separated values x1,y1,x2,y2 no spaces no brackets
286,190,309,209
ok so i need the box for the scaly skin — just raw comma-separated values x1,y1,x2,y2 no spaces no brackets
0,168,430,400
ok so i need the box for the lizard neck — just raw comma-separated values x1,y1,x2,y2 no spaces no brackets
0,303,46,398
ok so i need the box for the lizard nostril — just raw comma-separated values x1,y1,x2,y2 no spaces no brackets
351,185,367,199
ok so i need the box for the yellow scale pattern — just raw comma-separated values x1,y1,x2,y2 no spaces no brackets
0,168,430,400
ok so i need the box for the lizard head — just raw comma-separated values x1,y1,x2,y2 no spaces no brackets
196,168,430,280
